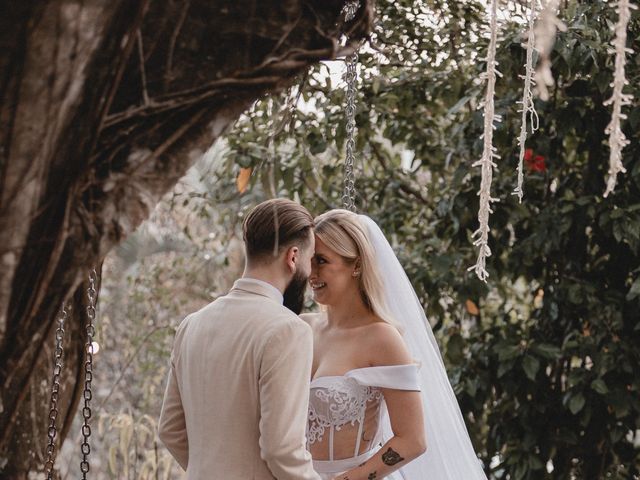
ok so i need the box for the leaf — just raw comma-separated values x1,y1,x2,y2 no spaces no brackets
532,343,562,360
465,299,479,316
309,139,327,155
626,220,640,241
446,333,465,364
569,393,586,414
591,379,608,395
447,95,471,116
610,208,624,219
109,445,118,475
372,77,381,94
466,377,479,397
236,167,252,193
514,460,528,480
498,360,513,378
626,277,640,301
528,454,545,470
613,222,624,243
498,344,521,361
522,355,540,381
629,107,640,130
236,153,252,168
608,394,631,418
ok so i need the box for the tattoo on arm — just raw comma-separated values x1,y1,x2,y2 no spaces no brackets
381,447,405,466
367,472,377,479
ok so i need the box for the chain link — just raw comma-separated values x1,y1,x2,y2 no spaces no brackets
44,304,68,479
342,0,360,22
80,268,97,478
341,0,360,212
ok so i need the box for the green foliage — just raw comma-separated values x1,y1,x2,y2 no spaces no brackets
220,1,640,478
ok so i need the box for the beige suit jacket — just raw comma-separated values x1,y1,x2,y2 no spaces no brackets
158,278,320,480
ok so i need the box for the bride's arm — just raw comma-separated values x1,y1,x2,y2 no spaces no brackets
334,323,427,480
334,389,426,480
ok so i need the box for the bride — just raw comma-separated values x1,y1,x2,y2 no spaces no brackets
302,209,487,480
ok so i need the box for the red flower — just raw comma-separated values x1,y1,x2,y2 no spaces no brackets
524,148,534,162
524,149,547,173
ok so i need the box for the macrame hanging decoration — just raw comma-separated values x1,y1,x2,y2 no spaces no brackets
603,0,637,197
513,0,540,203
533,0,566,101
469,0,501,282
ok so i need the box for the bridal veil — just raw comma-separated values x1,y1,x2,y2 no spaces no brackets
358,215,488,480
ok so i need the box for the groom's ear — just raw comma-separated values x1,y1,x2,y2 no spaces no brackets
285,245,299,273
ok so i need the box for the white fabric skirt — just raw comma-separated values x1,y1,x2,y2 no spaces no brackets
313,449,404,479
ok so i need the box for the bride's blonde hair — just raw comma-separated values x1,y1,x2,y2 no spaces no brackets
313,209,399,331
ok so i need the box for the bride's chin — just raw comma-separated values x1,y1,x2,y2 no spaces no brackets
312,289,328,303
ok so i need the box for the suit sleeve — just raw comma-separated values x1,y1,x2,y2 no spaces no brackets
158,323,189,470
258,319,320,480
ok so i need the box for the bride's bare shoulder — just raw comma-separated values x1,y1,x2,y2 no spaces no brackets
365,321,413,366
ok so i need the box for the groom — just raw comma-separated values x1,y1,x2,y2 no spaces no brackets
159,198,321,479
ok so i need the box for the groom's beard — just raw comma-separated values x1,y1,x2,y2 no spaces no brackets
283,270,308,314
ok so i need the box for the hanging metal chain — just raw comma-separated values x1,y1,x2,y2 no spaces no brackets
44,304,68,479
341,0,360,212
80,268,97,478
342,51,358,212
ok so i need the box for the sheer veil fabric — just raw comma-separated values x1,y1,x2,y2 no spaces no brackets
358,215,487,480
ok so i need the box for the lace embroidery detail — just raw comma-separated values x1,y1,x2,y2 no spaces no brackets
307,403,332,445
307,378,383,445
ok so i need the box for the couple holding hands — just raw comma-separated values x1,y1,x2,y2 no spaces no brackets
159,199,487,480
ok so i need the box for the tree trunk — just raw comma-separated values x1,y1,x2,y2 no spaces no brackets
0,0,373,475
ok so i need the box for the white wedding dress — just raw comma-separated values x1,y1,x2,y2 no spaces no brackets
307,214,488,480
308,364,419,479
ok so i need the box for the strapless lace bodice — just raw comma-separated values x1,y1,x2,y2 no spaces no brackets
307,364,420,461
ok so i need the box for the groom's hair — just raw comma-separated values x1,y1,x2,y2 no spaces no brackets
243,198,314,262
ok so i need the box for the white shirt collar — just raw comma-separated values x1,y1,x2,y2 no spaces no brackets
233,277,284,304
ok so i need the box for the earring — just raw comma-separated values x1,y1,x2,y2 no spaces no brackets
352,270,361,277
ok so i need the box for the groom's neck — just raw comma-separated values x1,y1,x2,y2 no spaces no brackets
242,265,287,295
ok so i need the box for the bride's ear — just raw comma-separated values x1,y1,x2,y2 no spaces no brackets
352,257,362,277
